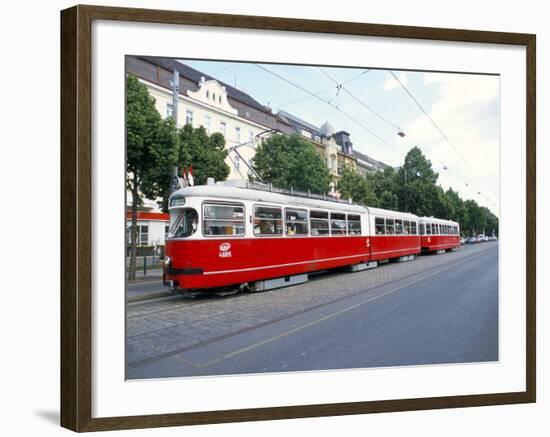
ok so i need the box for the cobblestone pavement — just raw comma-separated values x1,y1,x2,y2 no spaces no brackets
126,242,498,370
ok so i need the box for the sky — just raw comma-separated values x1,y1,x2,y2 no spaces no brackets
182,59,500,216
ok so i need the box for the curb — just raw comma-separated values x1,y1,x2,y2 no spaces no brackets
127,290,174,303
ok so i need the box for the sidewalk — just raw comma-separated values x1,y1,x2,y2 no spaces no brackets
128,268,163,282
126,269,174,303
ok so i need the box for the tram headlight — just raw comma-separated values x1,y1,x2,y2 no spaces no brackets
164,256,172,266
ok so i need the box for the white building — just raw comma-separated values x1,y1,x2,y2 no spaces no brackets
127,56,295,181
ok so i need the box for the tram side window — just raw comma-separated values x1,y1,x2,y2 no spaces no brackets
419,223,425,235
411,221,417,235
432,223,437,235
347,214,362,235
375,217,385,235
310,210,329,236
330,212,347,235
169,208,198,238
395,219,403,235
254,206,283,236
285,208,308,236
386,218,395,235
403,220,410,235
203,204,245,236
426,223,432,235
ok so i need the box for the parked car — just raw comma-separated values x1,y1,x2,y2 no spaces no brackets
466,237,477,244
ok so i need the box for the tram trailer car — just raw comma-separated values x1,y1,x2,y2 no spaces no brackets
163,184,455,292
418,217,461,253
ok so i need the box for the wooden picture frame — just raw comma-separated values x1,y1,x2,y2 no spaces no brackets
60,4,536,432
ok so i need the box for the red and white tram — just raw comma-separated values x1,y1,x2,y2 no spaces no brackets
163,183,457,292
418,217,461,253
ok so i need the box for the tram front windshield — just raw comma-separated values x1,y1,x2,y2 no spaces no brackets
168,208,198,238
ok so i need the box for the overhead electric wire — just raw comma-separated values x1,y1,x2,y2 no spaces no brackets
277,69,370,110
389,70,499,200
317,67,402,132
255,64,403,159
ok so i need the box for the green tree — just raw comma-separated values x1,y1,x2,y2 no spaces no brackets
463,199,485,236
253,134,330,193
366,167,400,210
126,75,164,280
337,167,377,205
444,187,466,224
396,147,441,216
140,117,180,212
178,124,230,186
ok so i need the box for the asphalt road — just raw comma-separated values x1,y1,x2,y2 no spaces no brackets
126,243,498,379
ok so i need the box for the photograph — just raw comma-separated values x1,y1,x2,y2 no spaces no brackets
125,55,500,380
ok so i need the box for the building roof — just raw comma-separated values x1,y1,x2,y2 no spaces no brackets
319,121,335,138
277,110,321,136
140,56,271,115
353,149,389,170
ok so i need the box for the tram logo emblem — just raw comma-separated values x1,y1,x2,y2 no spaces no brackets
219,242,232,258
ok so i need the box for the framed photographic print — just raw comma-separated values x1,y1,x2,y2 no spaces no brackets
60,4,536,432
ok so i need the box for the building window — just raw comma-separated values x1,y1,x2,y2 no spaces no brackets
234,154,240,171
220,121,226,137
219,95,222,103
249,130,254,144
206,90,210,99
185,109,193,126
203,203,245,236
254,206,283,236
235,126,241,143
204,115,212,134
213,92,216,101
138,225,149,245
166,102,173,118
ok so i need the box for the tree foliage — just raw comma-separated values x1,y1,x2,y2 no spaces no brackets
253,134,330,193
337,167,377,205
177,124,230,186
364,147,498,236
366,167,399,210
126,75,164,197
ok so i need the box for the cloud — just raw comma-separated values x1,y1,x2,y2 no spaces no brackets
384,72,407,91
402,72,500,212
